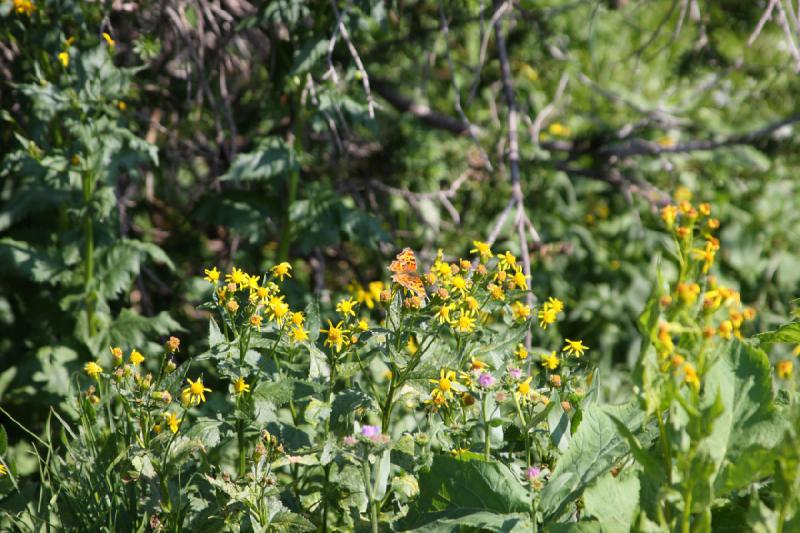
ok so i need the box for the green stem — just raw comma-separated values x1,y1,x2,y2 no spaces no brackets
681,490,692,533
482,392,491,460
82,171,96,337
362,459,379,533
237,417,246,478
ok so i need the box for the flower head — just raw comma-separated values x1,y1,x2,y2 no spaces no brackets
477,373,495,388
321,320,349,352
471,241,492,262
541,351,560,370
163,412,182,434
102,32,115,48
290,325,309,343
233,376,250,395
516,377,533,404
562,339,589,357
58,51,69,68
514,344,529,360
454,312,476,334
225,267,247,289
777,360,793,379
203,266,220,284
182,377,211,406
429,369,457,403
129,349,145,366
538,307,557,329
84,361,103,378
508,367,523,380
511,301,531,321
361,425,380,438
272,262,292,281
337,297,357,317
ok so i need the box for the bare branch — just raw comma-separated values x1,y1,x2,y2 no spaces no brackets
329,0,376,117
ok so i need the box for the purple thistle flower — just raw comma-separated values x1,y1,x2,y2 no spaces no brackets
477,373,495,388
343,435,357,446
361,425,380,438
526,466,541,480
508,367,522,380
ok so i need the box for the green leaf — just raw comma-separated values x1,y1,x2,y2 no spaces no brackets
0,425,7,455
0,238,66,284
399,455,530,530
540,401,646,521
582,471,640,532
548,391,571,452
220,137,296,182
401,511,533,532
289,37,329,76
253,379,296,408
331,387,377,434
752,322,800,347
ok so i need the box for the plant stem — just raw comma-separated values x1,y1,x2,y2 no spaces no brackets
362,459,379,533
681,490,692,533
482,392,491,460
82,170,96,337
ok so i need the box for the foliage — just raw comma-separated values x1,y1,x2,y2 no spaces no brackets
2,0,800,531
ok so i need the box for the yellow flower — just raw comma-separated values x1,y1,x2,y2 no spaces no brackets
369,281,384,302
246,274,260,291
683,363,700,390
357,319,369,332
435,303,455,324
13,0,36,16
538,307,557,329
129,349,145,366
511,267,528,290
516,377,533,404
777,360,793,379
464,296,479,312
84,361,103,378
268,296,289,324
470,241,492,262
429,369,457,402
233,376,250,395
102,32,116,48
454,313,476,334
321,320,349,352
226,299,240,313
691,242,716,274
110,346,123,364
249,314,263,329
488,283,505,301
163,412,182,434
548,122,570,137
562,339,589,357
511,301,531,321
541,351,560,370
514,344,528,360
677,282,700,305
289,325,309,343
469,356,488,372
450,275,469,296
407,335,419,355
291,312,305,326
496,251,517,271
718,320,733,339
0,463,7,477
544,297,564,314
182,377,211,406
337,297,357,317
58,51,69,68
272,262,292,281
225,267,247,288
661,205,678,228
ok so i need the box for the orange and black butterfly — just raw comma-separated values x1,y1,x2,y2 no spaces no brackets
388,248,426,299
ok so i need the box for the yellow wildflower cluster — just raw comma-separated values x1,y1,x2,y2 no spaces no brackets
202,263,309,343
657,194,757,390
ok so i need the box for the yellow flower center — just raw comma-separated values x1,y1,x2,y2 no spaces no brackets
190,381,205,395
518,381,531,395
438,378,451,392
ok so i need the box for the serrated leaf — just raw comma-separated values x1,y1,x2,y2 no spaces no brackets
220,138,296,182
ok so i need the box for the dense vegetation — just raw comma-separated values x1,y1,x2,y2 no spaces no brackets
1,0,800,531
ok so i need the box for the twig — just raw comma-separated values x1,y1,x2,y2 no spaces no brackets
494,4,537,348
467,0,510,105
329,0,376,118
528,71,570,149
748,0,778,46
439,0,493,170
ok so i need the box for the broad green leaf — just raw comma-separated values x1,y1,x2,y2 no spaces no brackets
399,455,530,530
402,511,533,532
220,138,297,182
583,471,640,532
540,401,645,520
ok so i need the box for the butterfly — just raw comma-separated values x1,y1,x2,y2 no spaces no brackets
389,248,426,299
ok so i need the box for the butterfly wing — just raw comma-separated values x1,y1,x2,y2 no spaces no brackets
392,272,426,299
389,248,417,274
